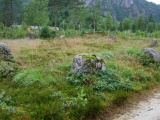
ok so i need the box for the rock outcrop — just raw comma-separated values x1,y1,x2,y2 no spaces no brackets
71,53,106,74
0,43,13,60
142,48,160,62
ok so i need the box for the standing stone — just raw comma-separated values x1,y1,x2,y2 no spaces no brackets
142,48,160,62
71,53,106,74
0,43,13,60
150,39,158,47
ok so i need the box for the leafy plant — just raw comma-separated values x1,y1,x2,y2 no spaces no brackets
39,26,57,39
126,47,140,55
66,69,133,92
0,60,19,79
0,92,16,113
136,53,160,68
13,69,56,87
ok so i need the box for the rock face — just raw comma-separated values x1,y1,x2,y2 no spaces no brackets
82,0,160,22
142,48,160,62
150,40,158,47
71,53,106,74
0,43,13,60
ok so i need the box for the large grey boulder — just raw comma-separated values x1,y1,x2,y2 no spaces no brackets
142,48,160,62
71,53,106,74
0,43,13,60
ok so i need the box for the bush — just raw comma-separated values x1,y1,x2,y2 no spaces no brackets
126,47,140,55
131,69,152,81
13,69,56,87
39,26,57,39
0,60,19,79
136,53,160,68
66,69,133,92
4,27,28,39
61,29,83,37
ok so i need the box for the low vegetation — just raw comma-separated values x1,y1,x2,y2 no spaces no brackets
0,34,160,119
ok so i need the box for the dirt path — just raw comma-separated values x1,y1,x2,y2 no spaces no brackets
112,91,160,120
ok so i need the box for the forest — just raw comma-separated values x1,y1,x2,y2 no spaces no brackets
0,0,160,39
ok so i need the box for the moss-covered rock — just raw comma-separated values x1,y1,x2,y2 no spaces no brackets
71,53,106,74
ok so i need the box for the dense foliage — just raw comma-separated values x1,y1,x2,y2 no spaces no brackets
0,0,160,37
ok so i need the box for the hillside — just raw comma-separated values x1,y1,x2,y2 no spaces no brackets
83,0,160,21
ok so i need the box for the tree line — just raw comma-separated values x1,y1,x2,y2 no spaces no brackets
0,0,160,33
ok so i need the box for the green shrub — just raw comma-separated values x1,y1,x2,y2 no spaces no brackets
39,26,57,39
0,60,19,79
131,69,152,81
136,53,160,68
13,69,56,87
0,92,16,113
66,70,133,92
4,27,28,39
61,29,82,37
126,47,140,55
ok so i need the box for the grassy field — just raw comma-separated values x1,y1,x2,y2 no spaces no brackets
0,34,160,120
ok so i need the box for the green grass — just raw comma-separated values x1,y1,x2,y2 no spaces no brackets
0,34,160,119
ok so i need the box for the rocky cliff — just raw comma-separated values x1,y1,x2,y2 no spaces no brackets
83,0,160,21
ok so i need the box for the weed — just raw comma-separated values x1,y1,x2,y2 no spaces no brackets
13,69,56,87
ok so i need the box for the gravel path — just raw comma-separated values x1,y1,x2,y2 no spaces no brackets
113,92,160,120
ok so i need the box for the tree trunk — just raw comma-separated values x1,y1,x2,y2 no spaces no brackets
10,0,14,26
73,0,77,30
54,0,58,27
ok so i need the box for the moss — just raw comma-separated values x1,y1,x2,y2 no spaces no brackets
82,53,97,59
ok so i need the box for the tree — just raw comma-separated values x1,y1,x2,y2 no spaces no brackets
132,18,138,32
48,0,64,27
122,16,131,31
105,12,114,31
137,14,146,31
24,0,49,26
68,0,85,30
147,22,155,33
0,0,22,26
90,0,102,33
148,14,154,23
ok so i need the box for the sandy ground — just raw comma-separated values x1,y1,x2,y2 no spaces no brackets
112,92,160,120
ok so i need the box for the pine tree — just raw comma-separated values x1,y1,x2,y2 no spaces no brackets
0,0,22,26
105,12,114,31
137,14,146,31
122,16,131,31
24,0,49,26
132,18,138,32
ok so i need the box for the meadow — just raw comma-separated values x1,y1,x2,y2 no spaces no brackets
0,33,160,120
